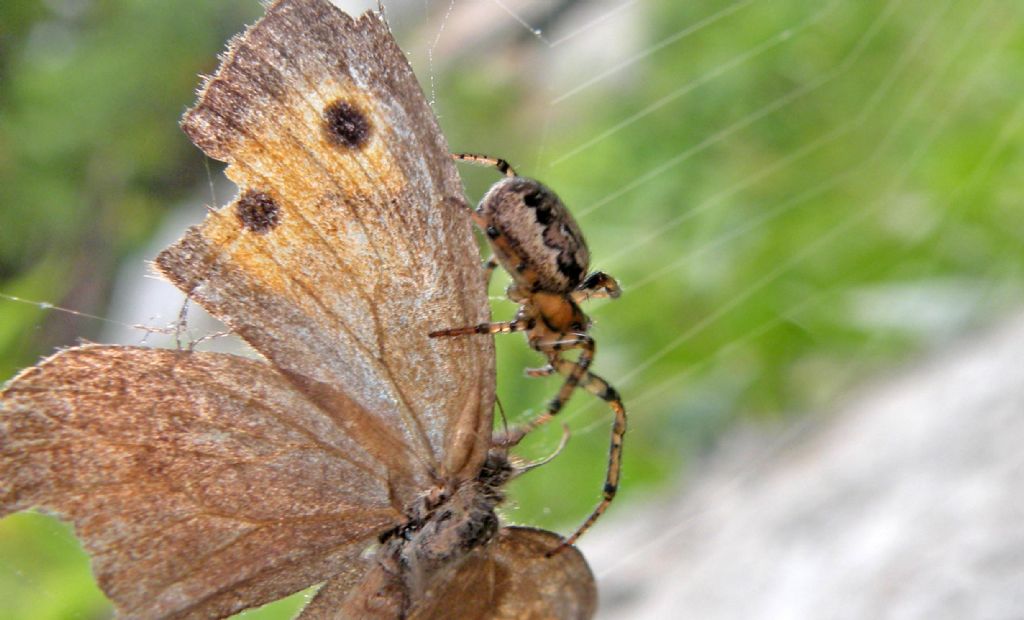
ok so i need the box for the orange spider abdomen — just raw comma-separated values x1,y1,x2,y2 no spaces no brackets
477,177,590,294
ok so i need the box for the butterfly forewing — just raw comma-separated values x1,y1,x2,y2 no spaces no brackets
0,345,400,618
159,0,494,498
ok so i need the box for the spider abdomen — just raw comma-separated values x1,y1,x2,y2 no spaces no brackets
477,177,590,293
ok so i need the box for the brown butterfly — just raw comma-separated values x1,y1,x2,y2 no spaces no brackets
0,1,595,618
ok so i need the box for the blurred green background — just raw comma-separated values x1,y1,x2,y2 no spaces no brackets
1,0,1022,617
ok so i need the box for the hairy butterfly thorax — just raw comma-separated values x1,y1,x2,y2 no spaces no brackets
364,448,542,615
378,450,513,578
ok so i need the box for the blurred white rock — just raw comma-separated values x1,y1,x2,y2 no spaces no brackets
584,312,1024,620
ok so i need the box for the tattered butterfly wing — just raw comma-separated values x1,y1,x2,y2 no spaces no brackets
0,345,401,618
298,527,597,620
157,0,494,502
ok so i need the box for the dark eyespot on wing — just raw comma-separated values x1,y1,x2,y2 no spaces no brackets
323,99,372,149
236,190,281,233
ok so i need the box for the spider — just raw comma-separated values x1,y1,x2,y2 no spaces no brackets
429,153,626,547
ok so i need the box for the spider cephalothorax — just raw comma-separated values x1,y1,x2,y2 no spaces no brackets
430,154,627,547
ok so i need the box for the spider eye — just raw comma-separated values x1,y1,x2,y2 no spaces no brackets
523,191,543,207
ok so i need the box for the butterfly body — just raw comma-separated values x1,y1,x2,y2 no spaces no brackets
378,448,511,585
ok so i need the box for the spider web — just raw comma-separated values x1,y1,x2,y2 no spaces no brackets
413,0,1024,617
1,0,1023,618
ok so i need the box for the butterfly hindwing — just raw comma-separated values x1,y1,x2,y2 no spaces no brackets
298,527,597,619
0,345,400,618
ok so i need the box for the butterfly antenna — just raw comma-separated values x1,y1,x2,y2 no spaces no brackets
495,395,510,438
175,299,190,351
